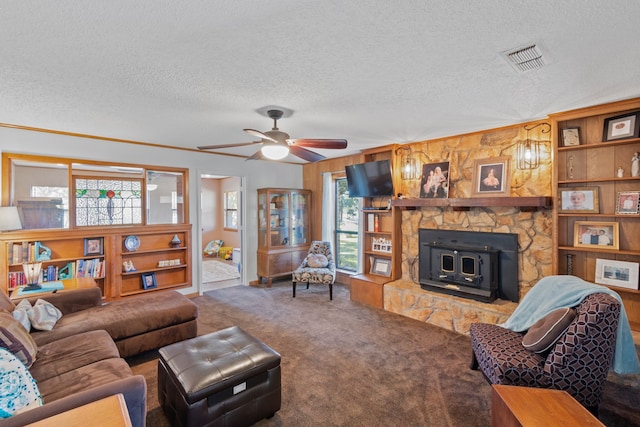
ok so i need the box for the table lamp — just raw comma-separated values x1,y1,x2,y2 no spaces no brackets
0,206,22,231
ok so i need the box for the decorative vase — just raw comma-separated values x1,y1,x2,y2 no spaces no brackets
170,234,182,248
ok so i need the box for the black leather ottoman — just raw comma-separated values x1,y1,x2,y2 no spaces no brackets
158,326,281,427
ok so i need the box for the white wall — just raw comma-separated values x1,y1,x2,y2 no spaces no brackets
0,126,302,294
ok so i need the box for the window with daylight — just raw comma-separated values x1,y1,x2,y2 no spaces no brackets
335,177,359,271
224,191,238,230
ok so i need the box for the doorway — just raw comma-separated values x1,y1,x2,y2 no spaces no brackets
199,173,244,292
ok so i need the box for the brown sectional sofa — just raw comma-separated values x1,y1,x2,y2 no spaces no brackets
0,288,199,426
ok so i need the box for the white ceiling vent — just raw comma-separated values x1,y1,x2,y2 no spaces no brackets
502,44,545,72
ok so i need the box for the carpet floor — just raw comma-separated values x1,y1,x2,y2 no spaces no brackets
128,282,640,426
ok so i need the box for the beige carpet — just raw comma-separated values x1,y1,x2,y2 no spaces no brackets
202,259,240,283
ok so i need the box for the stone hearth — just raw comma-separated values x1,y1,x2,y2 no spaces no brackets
384,279,516,335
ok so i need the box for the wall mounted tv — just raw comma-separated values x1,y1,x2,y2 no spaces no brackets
345,159,395,198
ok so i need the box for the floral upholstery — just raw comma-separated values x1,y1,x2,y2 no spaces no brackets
470,293,620,414
203,240,224,257
292,241,336,300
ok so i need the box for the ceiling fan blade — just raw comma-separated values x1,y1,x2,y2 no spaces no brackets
290,146,326,162
198,141,261,150
288,138,348,149
246,150,267,161
244,128,279,143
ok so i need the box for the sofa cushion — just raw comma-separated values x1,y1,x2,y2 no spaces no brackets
36,358,133,403
522,308,576,353
0,348,42,418
12,299,32,331
0,292,15,313
31,290,198,348
29,330,120,383
0,312,38,368
28,299,62,331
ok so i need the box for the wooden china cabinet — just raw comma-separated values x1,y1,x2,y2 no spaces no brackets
257,188,311,285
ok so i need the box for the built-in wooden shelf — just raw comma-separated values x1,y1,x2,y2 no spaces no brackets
392,196,552,210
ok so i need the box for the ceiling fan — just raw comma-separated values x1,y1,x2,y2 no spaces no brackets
197,109,348,162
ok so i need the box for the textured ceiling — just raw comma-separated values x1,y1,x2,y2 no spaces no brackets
2,1,640,163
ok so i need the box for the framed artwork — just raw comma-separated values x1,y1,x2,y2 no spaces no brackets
558,187,599,214
84,237,104,256
141,272,157,290
595,259,639,290
615,191,640,215
419,161,450,199
561,127,581,146
471,156,511,197
603,111,640,141
370,257,392,277
573,221,619,250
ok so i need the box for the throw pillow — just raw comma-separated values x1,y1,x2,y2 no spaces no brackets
0,348,43,418
27,299,62,331
307,254,329,268
12,299,32,332
0,312,38,368
522,307,576,353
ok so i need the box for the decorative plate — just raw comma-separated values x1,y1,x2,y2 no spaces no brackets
124,235,140,252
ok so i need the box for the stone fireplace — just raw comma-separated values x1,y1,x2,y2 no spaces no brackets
418,228,519,303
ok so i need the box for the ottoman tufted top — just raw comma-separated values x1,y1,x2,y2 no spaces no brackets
159,326,281,404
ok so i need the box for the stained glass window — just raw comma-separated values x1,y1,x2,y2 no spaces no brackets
75,178,143,226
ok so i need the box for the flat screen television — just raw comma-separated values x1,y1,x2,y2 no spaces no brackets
345,159,395,198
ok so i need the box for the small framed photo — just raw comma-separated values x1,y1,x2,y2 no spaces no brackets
141,272,157,290
471,156,511,197
562,127,581,146
603,111,640,141
616,191,640,215
595,258,639,290
370,257,392,277
84,237,104,256
573,221,619,250
420,161,450,199
558,187,599,214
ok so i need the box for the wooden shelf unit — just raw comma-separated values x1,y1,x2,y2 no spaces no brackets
0,224,192,300
550,98,640,331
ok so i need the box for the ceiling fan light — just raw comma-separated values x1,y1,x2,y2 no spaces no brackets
261,144,289,160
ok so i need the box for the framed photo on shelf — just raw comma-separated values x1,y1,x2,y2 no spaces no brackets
595,258,639,290
419,161,450,199
603,110,640,141
561,127,581,146
573,221,619,250
370,257,392,277
83,237,104,256
558,187,599,214
471,156,511,197
615,191,640,214
141,272,157,290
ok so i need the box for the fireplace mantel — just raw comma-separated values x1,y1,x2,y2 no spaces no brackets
392,196,552,211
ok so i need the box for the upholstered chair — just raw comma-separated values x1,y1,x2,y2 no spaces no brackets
470,292,621,415
292,241,336,300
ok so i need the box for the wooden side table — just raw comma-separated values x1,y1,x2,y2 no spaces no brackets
26,393,132,427
10,277,98,301
491,384,604,426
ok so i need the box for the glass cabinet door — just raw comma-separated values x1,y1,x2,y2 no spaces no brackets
258,191,267,248
269,192,290,247
291,191,309,246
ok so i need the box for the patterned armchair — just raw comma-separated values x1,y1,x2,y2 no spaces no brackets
292,241,336,300
470,293,621,415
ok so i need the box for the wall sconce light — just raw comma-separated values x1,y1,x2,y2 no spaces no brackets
396,146,420,180
517,122,550,170
0,206,23,231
